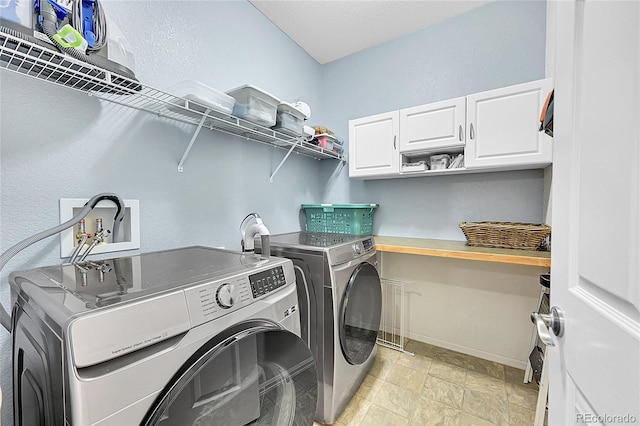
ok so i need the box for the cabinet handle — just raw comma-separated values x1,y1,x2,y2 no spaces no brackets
393,135,397,150
459,125,463,141
470,123,474,140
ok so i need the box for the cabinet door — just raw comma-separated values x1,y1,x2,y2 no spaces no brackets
348,111,399,178
399,97,466,153
465,78,553,169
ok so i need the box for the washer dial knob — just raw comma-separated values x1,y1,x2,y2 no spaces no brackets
216,283,238,309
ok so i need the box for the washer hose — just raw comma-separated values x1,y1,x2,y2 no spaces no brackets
0,193,125,332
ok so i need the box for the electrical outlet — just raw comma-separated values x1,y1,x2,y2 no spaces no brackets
59,198,140,259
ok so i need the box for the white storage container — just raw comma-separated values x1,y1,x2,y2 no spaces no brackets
166,80,235,115
273,102,305,136
226,84,280,127
401,161,428,172
430,154,451,170
312,133,344,154
303,125,315,140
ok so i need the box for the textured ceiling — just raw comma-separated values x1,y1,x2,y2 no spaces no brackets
250,1,492,64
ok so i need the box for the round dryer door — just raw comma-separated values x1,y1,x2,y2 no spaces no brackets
339,262,382,365
142,321,317,426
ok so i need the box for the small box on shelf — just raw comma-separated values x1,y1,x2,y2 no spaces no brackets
310,133,344,155
226,84,280,127
430,154,451,170
165,80,235,116
273,102,306,136
400,149,465,175
401,160,428,173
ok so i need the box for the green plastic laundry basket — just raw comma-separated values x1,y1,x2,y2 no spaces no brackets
301,204,379,236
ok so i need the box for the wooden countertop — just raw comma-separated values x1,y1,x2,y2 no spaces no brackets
374,236,551,267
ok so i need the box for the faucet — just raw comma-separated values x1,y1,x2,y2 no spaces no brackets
240,213,270,258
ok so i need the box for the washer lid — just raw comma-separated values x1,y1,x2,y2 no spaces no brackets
10,246,287,312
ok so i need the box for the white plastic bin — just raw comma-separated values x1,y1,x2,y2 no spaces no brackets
226,84,280,127
166,80,235,115
273,102,305,136
430,154,451,170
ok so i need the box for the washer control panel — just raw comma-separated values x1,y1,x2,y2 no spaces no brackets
186,277,252,323
249,266,286,298
183,261,293,327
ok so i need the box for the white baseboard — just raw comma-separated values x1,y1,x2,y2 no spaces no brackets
408,332,528,370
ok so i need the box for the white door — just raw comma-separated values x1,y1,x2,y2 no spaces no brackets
550,1,640,425
348,111,399,178
465,78,553,169
399,97,466,153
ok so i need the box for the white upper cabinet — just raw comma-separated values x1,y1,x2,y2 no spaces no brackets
348,78,553,180
465,78,553,169
399,97,466,153
348,111,400,178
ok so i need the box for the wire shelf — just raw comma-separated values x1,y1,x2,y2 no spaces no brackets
0,30,345,165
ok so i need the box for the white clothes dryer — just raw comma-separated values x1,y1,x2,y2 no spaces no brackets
257,232,382,424
10,246,317,425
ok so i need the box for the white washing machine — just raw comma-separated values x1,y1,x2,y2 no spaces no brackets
10,246,317,425
257,232,382,424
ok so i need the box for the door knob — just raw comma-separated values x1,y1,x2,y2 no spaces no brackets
531,306,564,347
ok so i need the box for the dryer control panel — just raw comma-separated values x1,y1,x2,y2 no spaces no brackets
329,237,376,265
362,238,375,252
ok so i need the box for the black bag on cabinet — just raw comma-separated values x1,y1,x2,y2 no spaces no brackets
540,90,554,137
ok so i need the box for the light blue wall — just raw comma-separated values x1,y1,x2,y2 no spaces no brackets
0,0,548,423
319,0,547,240
0,1,325,271
0,2,323,423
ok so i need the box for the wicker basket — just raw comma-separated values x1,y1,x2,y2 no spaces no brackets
459,222,551,250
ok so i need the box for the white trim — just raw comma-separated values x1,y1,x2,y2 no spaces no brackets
407,332,528,370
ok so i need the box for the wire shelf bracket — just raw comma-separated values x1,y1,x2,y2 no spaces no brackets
178,108,210,172
270,142,298,182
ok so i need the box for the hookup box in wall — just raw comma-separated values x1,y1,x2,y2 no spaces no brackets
59,198,141,258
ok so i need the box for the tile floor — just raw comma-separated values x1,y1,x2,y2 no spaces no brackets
315,340,544,426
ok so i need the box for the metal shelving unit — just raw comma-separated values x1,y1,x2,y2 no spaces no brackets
0,30,345,179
